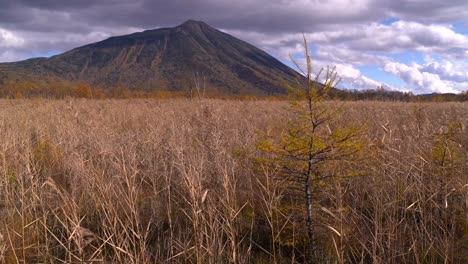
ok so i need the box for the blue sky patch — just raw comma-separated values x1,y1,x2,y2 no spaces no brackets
384,52,425,65
379,17,400,25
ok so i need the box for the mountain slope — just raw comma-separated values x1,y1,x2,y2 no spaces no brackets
0,20,300,95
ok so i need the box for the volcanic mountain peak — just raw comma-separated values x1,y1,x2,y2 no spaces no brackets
0,20,299,95
178,19,211,29
174,20,217,38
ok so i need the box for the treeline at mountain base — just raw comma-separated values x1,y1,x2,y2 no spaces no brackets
1,78,467,101
0,99,466,263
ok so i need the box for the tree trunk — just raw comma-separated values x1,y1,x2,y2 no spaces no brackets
306,157,317,263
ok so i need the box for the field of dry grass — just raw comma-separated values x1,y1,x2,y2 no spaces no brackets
0,98,466,263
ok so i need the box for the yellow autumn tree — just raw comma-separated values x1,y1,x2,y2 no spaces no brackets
256,36,363,262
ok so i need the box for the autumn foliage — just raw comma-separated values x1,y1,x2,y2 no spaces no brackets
0,78,188,99
0,78,467,101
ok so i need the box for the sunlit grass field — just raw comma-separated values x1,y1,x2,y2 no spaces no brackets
0,99,467,263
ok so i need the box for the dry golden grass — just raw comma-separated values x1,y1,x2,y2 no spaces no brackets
0,98,466,263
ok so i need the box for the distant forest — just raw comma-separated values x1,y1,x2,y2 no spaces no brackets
0,78,467,101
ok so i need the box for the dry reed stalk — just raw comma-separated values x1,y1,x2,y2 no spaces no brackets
0,99,465,263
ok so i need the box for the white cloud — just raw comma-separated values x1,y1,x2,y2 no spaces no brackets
383,61,467,93
227,20,468,93
306,21,468,55
419,60,468,83
334,63,385,90
296,21,468,93
292,56,389,91
314,45,393,66
0,28,24,48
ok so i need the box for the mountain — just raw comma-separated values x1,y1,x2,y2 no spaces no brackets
0,20,300,95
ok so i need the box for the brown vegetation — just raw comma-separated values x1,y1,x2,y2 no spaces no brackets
0,98,467,263
1,78,467,102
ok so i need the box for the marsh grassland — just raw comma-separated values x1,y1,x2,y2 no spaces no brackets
0,99,467,263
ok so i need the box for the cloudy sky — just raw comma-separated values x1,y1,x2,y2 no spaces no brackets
0,0,467,94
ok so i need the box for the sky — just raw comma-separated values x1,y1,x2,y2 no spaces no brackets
0,0,467,94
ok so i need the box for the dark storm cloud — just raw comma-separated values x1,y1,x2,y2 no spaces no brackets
1,0,467,35
385,0,468,23
17,0,116,9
